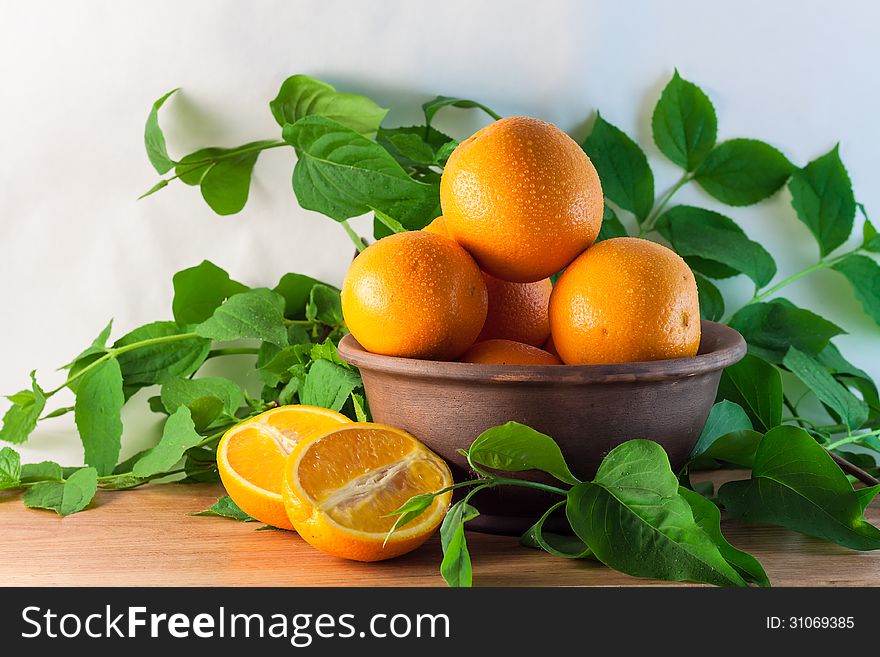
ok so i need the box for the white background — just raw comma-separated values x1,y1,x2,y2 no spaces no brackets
1,0,878,466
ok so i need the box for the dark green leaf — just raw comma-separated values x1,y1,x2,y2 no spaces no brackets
567,440,747,586
20,460,63,483
783,347,868,431
684,256,739,280
788,145,855,257
74,359,124,475
144,88,179,174
172,260,249,325
133,407,203,477
372,207,407,235
114,322,211,387
679,487,769,586
833,254,880,326
656,206,776,287
694,430,763,469
718,426,880,550
269,74,387,137
23,467,98,516
273,273,321,319
595,205,628,242
1,371,46,445
716,354,782,431
694,273,724,321
193,495,256,522
195,288,288,347
299,360,362,412
694,139,793,206
0,446,21,489
422,96,501,128
306,283,344,328
690,401,753,460
285,116,439,229
199,141,276,215
862,213,880,252
467,421,579,485
582,113,654,221
439,499,479,587
651,71,717,170
520,501,592,558
728,300,845,363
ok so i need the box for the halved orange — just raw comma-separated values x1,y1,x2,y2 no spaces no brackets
282,423,453,561
217,405,351,529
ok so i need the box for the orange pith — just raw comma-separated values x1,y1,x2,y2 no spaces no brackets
460,339,562,365
217,405,351,529
282,423,453,562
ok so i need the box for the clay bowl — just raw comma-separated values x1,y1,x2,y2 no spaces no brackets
338,320,746,535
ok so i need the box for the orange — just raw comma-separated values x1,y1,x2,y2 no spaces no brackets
543,334,559,359
440,116,604,283
217,405,351,529
549,237,700,364
341,231,488,360
282,423,453,562
460,339,562,365
422,216,448,236
477,272,552,346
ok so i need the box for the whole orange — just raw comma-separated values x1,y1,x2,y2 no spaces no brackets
341,231,488,360
422,216,448,236
477,272,552,347
440,116,604,283
460,339,562,365
549,237,700,364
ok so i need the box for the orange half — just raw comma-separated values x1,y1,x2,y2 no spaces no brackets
217,405,352,529
282,423,453,561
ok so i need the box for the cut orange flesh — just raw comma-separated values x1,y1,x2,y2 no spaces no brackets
217,405,351,529
283,423,453,561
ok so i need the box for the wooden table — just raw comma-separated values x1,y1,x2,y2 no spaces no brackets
3,475,880,587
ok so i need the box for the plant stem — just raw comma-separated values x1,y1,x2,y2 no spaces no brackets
825,428,880,451
746,250,857,306
207,347,260,358
639,172,692,237
484,476,569,497
176,141,287,166
341,220,368,253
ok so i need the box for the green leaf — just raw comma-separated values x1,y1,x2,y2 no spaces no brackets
690,401,753,460
385,492,441,541
20,460,63,483
273,273,321,319
582,113,654,221
439,499,479,587
0,446,21,489
651,71,717,171
74,359,124,475
679,487,769,586
62,320,114,369
467,421,579,485
199,141,277,215
306,283,344,328
716,354,782,431
718,426,880,550
833,254,880,326
195,288,288,347
351,392,368,422
144,88,179,174
269,74,388,138
160,377,242,429
728,300,845,363
310,338,345,366
193,495,256,522
139,179,169,199
299,360,362,412
684,256,738,280
520,501,592,558
1,371,46,445
284,116,439,229
695,430,763,469
372,207,407,235
23,467,98,516
422,96,501,128
694,273,724,321
174,147,222,185
862,211,880,252
783,347,868,431
788,145,856,257
172,260,249,325
566,440,747,586
595,205,628,243
132,407,202,477
694,139,793,206
376,125,456,169
656,206,776,287
114,322,211,387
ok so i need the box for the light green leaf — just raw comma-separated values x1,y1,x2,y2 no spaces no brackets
783,346,868,431
788,145,856,257
305,283,344,328
114,322,212,388
269,74,388,137
193,495,256,522
273,273,321,319
1,371,46,445
651,71,717,170
582,113,654,221
199,141,277,215
172,260,249,325
23,467,98,516
74,359,124,475
299,360,362,412
439,499,479,587
833,254,880,326
0,446,21,489
716,354,782,431
160,377,242,429
520,501,592,558
694,139,793,206
133,407,202,477
20,460,63,483
376,125,456,169
195,288,288,347
656,205,776,287
144,88,179,174
62,320,114,369
422,96,501,128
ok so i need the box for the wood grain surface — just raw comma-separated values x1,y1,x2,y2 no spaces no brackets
2,472,879,587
